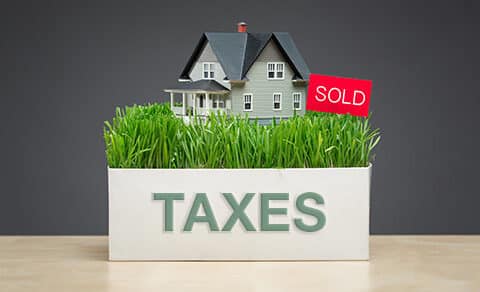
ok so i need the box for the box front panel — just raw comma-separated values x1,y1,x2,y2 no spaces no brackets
109,168,370,260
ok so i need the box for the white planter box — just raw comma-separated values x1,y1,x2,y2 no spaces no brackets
108,166,371,261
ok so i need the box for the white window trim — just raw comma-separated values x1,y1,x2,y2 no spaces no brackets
273,92,282,111
243,93,253,112
202,62,215,80
293,92,302,110
267,62,285,80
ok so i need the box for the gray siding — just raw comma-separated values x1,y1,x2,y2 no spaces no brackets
230,40,307,118
189,42,230,90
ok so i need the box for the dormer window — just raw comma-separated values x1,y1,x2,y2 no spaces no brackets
202,62,215,79
267,62,285,80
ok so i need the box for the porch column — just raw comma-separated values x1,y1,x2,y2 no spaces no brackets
226,93,231,112
170,92,174,109
205,92,209,114
182,93,186,115
193,93,196,115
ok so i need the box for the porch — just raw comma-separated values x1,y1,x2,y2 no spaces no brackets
164,80,231,117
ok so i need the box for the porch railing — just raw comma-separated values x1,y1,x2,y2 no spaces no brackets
172,105,230,116
172,106,184,116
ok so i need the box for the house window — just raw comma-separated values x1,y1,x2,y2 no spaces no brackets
267,62,285,80
293,92,301,110
202,62,215,79
212,95,226,109
276,63,284,78
213,95,217,108
273,93,282,110
218,98,225,108
243,94,252,111
267,63,275,79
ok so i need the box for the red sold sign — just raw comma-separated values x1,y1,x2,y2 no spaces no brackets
306,74,372,117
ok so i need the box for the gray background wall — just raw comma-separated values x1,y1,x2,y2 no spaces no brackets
1,0,479,234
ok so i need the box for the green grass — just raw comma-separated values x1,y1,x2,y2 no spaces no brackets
104,103,380,168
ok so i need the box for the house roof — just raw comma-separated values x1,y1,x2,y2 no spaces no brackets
164,79,230,93
179,32,310,81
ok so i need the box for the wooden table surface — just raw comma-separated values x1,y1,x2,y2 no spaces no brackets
0,236,479,292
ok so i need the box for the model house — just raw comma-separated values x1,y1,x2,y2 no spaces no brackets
165,22,310,123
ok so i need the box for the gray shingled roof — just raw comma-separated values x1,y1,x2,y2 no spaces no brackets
179,32,310,81
164,80,230,92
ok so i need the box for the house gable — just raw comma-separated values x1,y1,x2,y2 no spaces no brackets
188,42,230,89
241,34,309,80
196,42,217,62
255,39,288,63
230,39,307,118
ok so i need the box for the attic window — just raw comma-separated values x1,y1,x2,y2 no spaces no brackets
202,62,215,79
267,62,285,80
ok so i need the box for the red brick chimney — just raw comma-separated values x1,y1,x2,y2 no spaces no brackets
237,22,247,33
